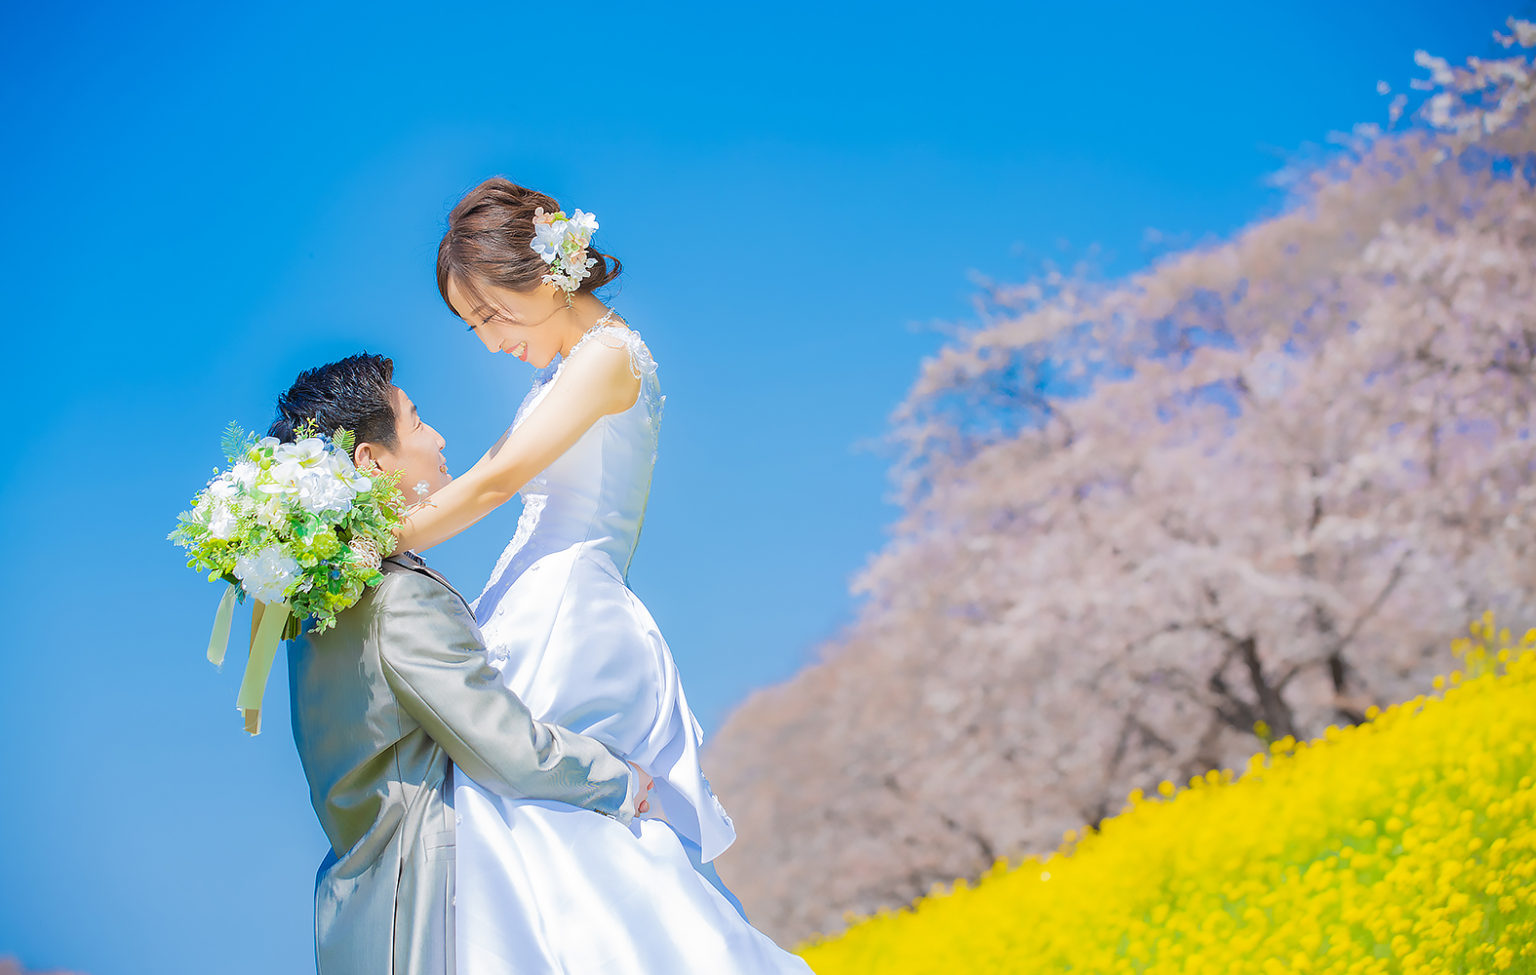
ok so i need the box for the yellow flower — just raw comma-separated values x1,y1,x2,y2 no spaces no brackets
799,622,1536,974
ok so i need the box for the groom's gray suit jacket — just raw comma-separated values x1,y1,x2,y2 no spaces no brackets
287,553,635,975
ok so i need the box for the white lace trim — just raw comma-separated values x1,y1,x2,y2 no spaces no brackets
527,313,664,432
472,493,548,629
564,322,656,381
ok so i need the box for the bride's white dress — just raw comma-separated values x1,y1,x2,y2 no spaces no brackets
452,320,812,974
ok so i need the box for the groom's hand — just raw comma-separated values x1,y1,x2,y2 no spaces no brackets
628,761,655,817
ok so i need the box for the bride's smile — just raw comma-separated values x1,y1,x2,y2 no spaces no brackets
443,271,626,370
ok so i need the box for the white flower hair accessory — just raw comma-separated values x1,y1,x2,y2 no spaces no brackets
531,206,600,294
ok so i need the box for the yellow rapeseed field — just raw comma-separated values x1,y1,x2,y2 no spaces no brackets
798,616,1536,974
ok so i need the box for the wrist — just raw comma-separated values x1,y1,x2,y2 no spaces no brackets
609,764,639,824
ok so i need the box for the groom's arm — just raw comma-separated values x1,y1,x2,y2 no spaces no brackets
373,570,637,822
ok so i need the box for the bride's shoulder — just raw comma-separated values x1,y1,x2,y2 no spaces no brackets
568,321,657,381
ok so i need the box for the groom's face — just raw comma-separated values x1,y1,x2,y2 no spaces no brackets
356,386,453,502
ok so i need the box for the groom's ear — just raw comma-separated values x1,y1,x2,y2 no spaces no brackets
355,441,383,472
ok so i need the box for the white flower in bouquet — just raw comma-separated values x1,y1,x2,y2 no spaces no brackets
231,459,260,490
234,544,302,603
270,437,328,478
209,474,241,501
206,503,239,540
296,466,359,515
254,493,288,529
332,450,372,492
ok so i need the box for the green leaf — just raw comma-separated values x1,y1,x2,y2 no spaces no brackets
221,421,251,463
332,428,356,457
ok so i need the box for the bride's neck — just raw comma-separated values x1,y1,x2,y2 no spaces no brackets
556,294,623,358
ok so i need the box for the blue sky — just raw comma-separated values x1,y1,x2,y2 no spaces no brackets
0,1,1516,971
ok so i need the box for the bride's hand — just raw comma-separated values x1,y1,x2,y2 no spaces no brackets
629,761,655,817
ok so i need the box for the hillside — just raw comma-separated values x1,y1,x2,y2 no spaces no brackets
799,629,1536,972
707,19,1536,943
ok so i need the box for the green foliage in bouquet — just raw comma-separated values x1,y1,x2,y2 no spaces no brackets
169,420,407,635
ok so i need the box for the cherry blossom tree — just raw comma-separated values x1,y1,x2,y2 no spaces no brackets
707,18,1536,944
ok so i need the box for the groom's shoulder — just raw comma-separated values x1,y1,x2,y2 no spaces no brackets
372,557,467,613
346,560,478,666
303,560,444,643
373,557,439,600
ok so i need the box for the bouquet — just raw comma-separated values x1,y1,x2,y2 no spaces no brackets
170,421,406,733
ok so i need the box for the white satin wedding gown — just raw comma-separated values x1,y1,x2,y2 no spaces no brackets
452,319,813,974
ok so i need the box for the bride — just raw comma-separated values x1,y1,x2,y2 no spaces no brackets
393,177,813,973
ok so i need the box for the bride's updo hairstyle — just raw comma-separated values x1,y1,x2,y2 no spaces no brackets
436,176,623,319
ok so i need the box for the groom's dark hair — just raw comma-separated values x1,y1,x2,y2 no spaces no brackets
268,352,400,449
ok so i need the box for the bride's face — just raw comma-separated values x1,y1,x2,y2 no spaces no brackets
445,275,569,369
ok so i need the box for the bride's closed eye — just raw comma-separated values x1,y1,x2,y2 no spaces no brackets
470,310,524,331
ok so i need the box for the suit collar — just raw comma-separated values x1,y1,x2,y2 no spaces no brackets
384,554,472,614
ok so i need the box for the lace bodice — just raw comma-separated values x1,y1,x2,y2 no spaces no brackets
478,320,665,598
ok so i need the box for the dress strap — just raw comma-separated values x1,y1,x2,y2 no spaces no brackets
564,310,657,380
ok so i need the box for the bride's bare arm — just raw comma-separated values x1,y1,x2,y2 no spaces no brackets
393,342,642,554
476,428,510,466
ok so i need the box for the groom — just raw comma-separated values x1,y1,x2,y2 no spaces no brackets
271,352,652,975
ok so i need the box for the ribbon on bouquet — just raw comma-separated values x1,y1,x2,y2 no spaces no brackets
206,585,238,667
204,586,290,736
237,599,291,735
